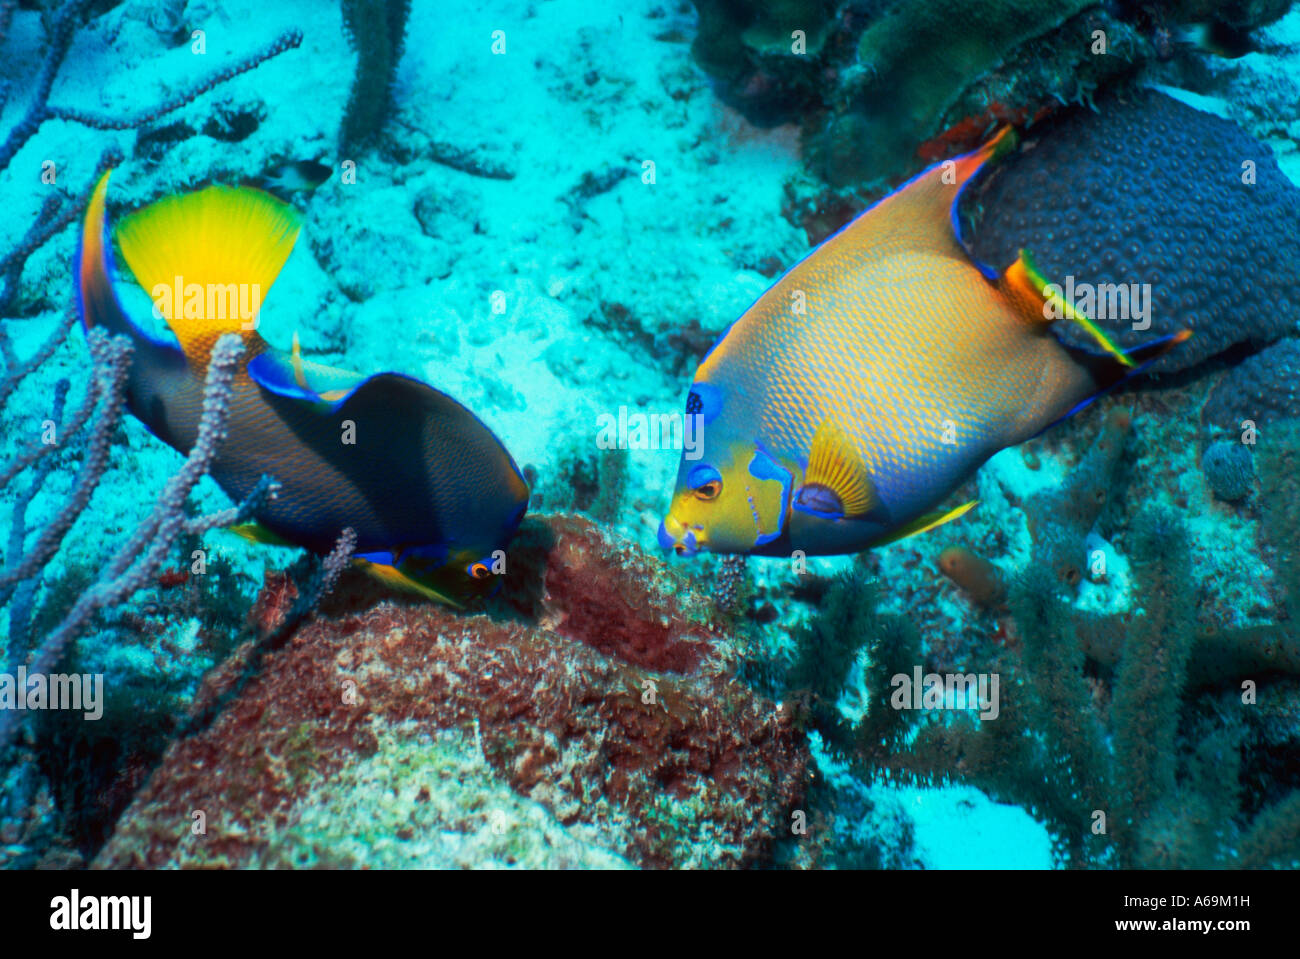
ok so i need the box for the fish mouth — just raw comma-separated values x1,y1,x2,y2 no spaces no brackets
657,514,703,557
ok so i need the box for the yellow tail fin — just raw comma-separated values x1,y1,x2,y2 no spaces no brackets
114,183,302,361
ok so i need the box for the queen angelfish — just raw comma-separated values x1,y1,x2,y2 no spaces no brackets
659,128,1189,558
76,172,529,606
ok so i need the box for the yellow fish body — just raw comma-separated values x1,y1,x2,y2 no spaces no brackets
659,129,1187,557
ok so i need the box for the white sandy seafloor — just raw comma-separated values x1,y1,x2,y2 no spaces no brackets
1,0,1298,868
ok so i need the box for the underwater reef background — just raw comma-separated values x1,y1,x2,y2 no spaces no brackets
0,0,1299,869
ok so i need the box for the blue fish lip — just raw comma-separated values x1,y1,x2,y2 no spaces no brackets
658,517,700,556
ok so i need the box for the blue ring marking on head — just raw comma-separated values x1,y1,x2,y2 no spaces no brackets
747,449,792,546
686,382,724,424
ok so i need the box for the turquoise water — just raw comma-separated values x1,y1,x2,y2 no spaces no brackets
0,0,1298,870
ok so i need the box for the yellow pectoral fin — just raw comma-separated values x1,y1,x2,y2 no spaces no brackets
802,418,880,519
873,499,978,547
354,558,465,609
114,182,302,360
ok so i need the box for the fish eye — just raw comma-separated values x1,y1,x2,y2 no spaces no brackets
687,464,722,501
694,480,721,501
467,561,491,580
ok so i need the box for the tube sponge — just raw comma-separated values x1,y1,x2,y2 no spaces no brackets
938,545,1006,609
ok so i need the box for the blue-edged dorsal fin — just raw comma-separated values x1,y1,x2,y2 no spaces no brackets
844,126,1018,264
251,355,530,508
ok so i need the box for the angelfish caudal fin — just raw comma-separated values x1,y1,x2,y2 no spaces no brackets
112,177,302,361
1000,248,1135,368
1036,329,1195,435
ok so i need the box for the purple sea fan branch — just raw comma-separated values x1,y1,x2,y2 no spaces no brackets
0,328,130,596
0,320,121,498
0,0,85,175
0,335,253,750
0,147,121,314
0,3,299,173
0,303,77,412
2,378,69,654
44,29,304,132
185,474,280,536
177,526,357,739
314,527,358,606
96,335,243,589
262,525,358,649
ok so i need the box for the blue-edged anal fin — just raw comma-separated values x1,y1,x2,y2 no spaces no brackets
871,500,979,547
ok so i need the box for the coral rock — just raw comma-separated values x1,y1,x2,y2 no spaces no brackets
94,514,807,869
